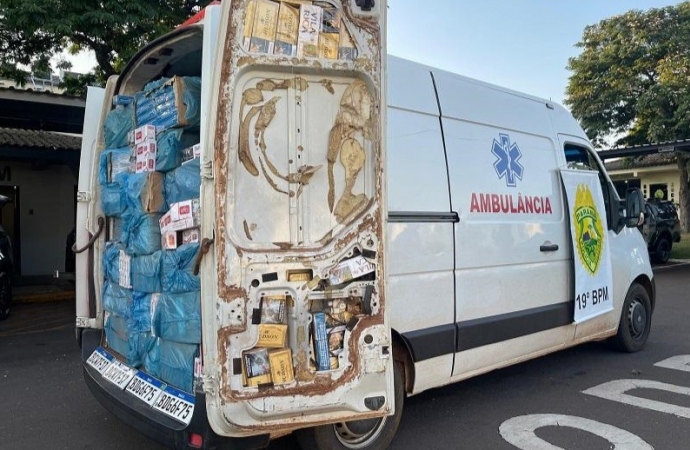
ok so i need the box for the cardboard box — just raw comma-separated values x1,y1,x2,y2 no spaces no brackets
159,199,201,233
257,323,288,348
274,1,299,56
132,171,166,213
269,348,294,385
250,0,279,54
135,139,157,173
161,225,200,250
319,32,339,59
297,4,322,58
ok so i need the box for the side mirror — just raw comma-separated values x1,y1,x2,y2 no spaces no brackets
624,188,645,228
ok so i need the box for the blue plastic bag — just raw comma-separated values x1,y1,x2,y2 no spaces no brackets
127,332,158,369
135,76,201,132
103,241,130,288
132,252,163,293
99,147,131,185
143,337,161,377
161,243,200,293
152,291,201,344
100,182,127,217
102,281,132,318
158,339,198,393
105,312,129,356
126,213,162,256
124,172,167,215
127,291,156,334
104,104,134,149
165,158,200,204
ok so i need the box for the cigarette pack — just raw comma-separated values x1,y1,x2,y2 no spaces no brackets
319,33,339,59
243,347,271,378
257,323,288,348
135,139,157,173
133,125,156,145
243,0,257,47
321,7,340,33
312,312,330,371
250,0,279,54
260,296,286,324
274,1,299,56
159,199,201,233
181,143,201,164
328,255,375,285
269,348,294,385
297,4,322,58
338,26,357,61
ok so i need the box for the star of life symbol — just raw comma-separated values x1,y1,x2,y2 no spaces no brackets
492,133,524,187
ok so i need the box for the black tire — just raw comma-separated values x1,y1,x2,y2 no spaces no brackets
0,275,11,320
610,283,652,353
295,361,405,450
653,238,671,264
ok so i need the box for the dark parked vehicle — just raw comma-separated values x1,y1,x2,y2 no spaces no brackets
642,200,681,264
0,195,12,319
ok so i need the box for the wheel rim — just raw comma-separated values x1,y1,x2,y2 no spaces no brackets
333,417,387,449
658,241,670,262
628,298,647,339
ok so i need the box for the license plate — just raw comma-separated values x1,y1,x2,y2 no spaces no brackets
153,386,195,425
125,371,164,406
86,347,112,374
102,357,136,389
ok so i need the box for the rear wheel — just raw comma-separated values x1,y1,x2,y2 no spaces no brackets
295,361,405,450
653,238,671,264
0,275,11,320
610,283,651,353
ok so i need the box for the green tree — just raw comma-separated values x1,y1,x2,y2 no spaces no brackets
565,2,690,230
0,0,213,96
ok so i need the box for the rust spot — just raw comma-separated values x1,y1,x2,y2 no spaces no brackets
258,155,289,195
238,105,262,176
272,242,294,250
320,79,335,95
236,56,257,67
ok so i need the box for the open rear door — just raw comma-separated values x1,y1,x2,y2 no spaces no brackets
201,0,391,434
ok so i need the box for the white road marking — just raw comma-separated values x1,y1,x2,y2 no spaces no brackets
583,379,690,419
654,355,690,373
499,414,653,450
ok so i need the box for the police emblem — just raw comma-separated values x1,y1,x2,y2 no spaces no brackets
574,184,604,275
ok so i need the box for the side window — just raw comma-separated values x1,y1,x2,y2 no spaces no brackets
563,144,614,228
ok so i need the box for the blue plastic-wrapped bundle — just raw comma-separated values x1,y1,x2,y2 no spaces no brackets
158,339,198,393
152,291,201,344
132,252,163,293
161,243,200,293
154,128,199,173
126,213,162,256
104,241,131,288
124,172,166,215
135,76,202,132
127,291,156,334
165,158,201,204
104,103,135,149
102,281,132,318
105,312,129,357
99,147,132,217
127,332,158,369
143,337,161,377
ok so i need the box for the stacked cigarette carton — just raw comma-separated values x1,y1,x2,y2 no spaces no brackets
242,296,295,387
99,75,203,393
243,0,358,60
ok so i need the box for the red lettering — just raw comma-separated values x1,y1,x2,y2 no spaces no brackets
491,194,500,212
500,195,509,213
517,195,525,214
525,196,533,213
543,197,552,214
480,194,490,212
510,195,518,213
470,193,480,213
534,197,542,214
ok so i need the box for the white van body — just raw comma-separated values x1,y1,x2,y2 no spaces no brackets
75,3,654,449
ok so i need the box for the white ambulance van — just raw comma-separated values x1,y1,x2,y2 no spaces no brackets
74,2,654,449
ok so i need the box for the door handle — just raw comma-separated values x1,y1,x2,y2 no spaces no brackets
540,242,559,252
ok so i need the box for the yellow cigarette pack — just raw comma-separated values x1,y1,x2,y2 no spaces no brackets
250,0,279,54
269,348,295,385
243,0,257,47
274,1,299,56
319,32,339,59
257,323,288,348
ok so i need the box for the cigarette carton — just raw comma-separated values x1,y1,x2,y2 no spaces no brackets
321,7,340,33
274,1,299,56
135,139,157,173
312,312,330,371
319,33,339,59
243,347,271,379
250,0,279,54
133,125,156,145
260,296,286,324
328,255,375,285
297,4,322,58
257,323,288,348
243,0,257,48
269,348,294,385
159,199,201,233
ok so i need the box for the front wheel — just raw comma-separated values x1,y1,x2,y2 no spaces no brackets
610,283,652,353
653,238,671,264
295,361,405,450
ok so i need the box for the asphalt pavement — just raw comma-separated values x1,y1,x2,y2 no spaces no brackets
1,265,689,449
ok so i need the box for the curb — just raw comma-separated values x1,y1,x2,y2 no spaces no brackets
652,260,690,272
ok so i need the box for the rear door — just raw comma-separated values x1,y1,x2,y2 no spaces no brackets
201,0,393,434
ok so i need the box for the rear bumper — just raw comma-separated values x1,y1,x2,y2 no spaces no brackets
79,328,270,450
